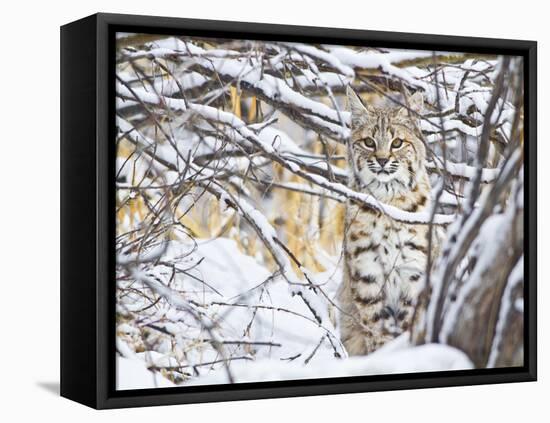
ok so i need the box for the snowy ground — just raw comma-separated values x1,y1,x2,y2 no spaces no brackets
116,237,472,390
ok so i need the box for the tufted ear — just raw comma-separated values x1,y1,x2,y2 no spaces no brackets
398,90,424,119
408,91,424,112
347,86,369,128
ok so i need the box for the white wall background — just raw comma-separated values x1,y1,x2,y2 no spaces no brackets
1,0,545,421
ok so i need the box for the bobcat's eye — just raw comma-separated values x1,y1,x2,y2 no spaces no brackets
362,137,376,149
391,138,404,149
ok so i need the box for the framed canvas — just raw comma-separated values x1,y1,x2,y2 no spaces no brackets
60,13,537,409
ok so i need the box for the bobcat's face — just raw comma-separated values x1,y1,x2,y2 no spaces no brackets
347,87,426,189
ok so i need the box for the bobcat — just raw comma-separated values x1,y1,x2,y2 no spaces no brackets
338,87,434,356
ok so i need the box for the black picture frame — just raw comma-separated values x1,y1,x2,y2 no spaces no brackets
60,12,537,409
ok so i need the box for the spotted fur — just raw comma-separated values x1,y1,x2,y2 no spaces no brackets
338,87,435,356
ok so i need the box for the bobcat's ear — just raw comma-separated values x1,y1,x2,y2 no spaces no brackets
347,86,369,128
408,91,424,112
398,90,424,119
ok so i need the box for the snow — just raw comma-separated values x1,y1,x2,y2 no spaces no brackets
185,335,473,386
328,47,430,91
117,85,454,225
422,117,483,138
427,160,500,183
116,230,475,390
304,173,455,225
119,70,208,95
282,42,355,77
116,356,176,389
487,255,524,368
117,81,188,113
288,70,352,90
116,236,346,390
179,42,351,127
437,183,521,344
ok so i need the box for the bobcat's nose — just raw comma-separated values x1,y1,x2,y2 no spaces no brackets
376,157,389,168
